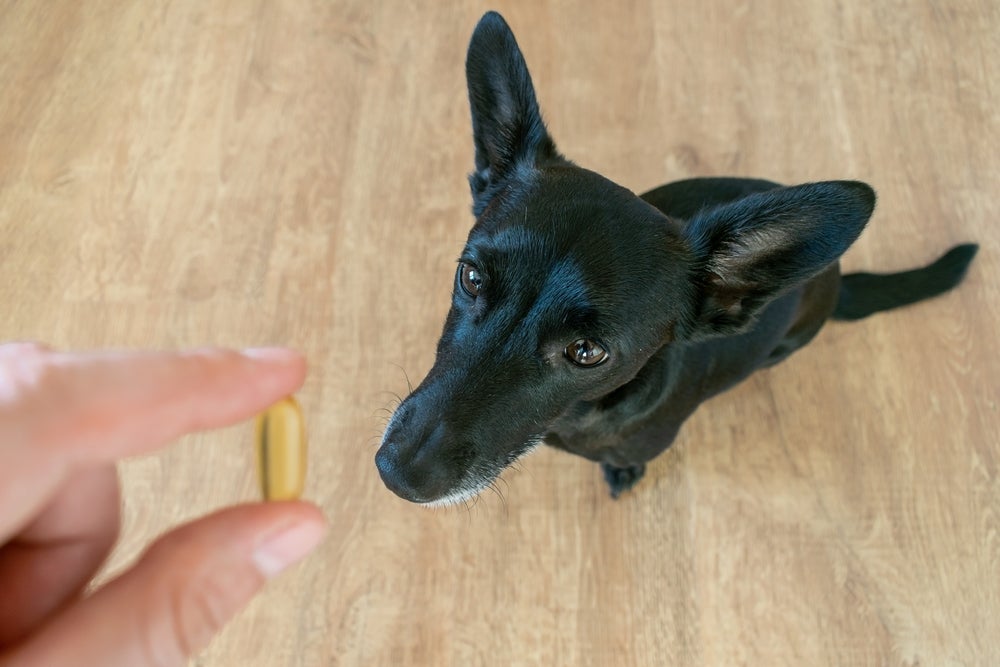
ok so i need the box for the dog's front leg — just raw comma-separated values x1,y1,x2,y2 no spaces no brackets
597,419,685,499
601,463,647,498
548,366,694,498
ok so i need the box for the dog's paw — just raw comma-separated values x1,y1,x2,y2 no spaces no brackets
600,462,647,499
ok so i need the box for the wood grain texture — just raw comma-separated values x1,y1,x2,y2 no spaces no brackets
1,1,997,665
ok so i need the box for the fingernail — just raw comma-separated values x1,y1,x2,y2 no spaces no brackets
252,520,326,578
242,347,301,362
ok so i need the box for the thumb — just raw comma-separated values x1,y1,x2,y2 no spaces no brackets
2,503,326,667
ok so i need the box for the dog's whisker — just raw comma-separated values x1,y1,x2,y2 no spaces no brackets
487,479,508,516
373,390,405,402
496,475,510,496
388,363,415,397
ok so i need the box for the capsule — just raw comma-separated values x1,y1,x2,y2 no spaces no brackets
255,396,307,501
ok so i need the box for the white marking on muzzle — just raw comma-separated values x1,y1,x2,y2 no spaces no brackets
422,436,544,508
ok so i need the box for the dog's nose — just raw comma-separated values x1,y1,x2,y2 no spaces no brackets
375,437,456,503
375,441,418,499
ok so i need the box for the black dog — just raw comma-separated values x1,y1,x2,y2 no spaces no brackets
376,12,978,505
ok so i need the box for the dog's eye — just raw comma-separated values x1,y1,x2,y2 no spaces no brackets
565,339,608,367
458,262,483,298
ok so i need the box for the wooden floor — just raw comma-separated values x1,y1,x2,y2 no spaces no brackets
2,2,998,665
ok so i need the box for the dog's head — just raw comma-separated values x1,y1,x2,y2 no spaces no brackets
375,12,875,505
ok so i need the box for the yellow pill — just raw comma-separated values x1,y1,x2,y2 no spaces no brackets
255,396,307,501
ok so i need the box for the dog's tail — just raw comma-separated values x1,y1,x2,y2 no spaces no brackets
831,243,979,321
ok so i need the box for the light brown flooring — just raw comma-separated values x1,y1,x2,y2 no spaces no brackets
1,1,998,665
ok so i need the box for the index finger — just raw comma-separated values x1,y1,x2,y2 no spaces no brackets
0,346,306,463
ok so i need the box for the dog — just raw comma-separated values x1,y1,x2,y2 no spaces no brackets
375,11,978,505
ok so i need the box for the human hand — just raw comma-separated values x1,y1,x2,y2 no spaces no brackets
0,344,327,666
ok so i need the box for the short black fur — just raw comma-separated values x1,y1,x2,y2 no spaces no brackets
375,12,978,504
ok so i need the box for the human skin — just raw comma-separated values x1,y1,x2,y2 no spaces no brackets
0,343,327,666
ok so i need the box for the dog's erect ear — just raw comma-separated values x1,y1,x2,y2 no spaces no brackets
681,181,876,339
466,12,559,212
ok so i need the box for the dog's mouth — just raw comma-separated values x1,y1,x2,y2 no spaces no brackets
419,437,541,507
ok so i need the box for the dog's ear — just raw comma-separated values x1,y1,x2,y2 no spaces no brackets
466,12,559,213
680,181,876,339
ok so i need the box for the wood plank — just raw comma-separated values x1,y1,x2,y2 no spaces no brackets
1,1,996,665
